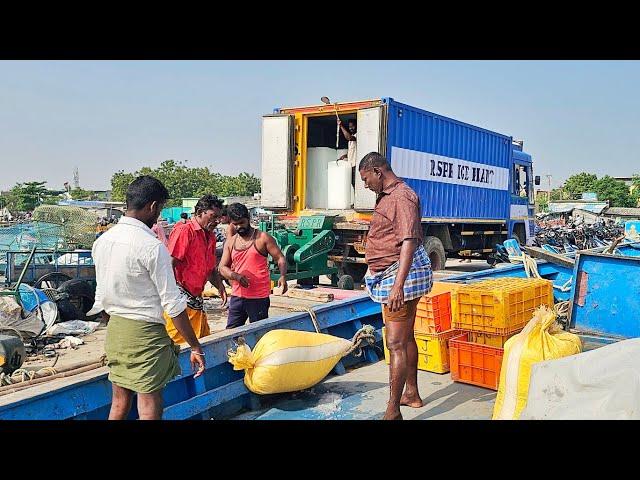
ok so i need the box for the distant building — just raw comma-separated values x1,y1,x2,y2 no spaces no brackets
548,199,609,215
601,207,640,221
93,190,112,201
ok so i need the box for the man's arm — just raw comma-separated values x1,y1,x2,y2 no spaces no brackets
146,244,205,376
388,239,418,312
263,232,288,294
167,224,189,269
338,120,354,141
388,194,423,312
207,268,228,307
147,245,201,349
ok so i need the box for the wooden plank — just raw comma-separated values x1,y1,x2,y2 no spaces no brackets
285,287,334,303
268,295,322,311
523,246,575,268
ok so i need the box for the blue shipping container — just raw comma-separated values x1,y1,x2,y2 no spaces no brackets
385,98,513,221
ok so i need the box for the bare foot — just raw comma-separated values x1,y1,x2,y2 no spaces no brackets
400,393,424,408
382,411,403,420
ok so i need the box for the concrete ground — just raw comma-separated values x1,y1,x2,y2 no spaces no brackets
232,361,497,420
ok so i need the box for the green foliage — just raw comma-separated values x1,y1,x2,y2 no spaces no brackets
550,188,564,201
110,171,136,202
563,173,598,198
8,181,48,212
592,175,636,208
558,173,637,208
110,160,261,205
535,196,549,213
70,187,96,200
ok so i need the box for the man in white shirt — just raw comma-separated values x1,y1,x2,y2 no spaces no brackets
338,118,357,189
90,175,205,420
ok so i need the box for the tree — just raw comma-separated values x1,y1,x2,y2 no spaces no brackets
111,170,136,202
535,196,549,213
631,174,640,207
8,181,49,212
593,176,636,208
563,173,598,198
550,188,564,201
111,160,262,205
70,187,96,200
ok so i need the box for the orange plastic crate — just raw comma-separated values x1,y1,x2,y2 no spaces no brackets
452,278,553,335
414,282,461,334
449,332,504,390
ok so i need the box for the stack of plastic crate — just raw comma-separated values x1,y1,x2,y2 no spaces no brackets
383,282,461,374
449,278,554,389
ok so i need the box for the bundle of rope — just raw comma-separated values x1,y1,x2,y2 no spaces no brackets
509,252,572,292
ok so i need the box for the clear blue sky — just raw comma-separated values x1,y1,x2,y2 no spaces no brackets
1,60,639,191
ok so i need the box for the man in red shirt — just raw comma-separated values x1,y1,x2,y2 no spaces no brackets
163,194,227,343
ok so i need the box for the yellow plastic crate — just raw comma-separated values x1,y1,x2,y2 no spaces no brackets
382,327,460,374
451,278,553,335
467,330,520,348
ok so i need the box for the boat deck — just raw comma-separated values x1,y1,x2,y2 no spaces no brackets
232,360,496,420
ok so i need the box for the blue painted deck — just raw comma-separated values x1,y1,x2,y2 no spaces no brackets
0,295,384,420
2,243,638,420
231,361,496,420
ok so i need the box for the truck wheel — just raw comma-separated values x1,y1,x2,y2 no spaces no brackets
337,275,354,290
341,263,368,283
424,236,446,271
57,279,95,319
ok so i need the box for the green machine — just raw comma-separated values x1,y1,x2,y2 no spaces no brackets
258,214,354,290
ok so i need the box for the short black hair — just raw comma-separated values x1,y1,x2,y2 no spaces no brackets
126,176,170,210
180,212,188,219
194,194,224,215
358,152,391,171
348,119,357,126
226,203,250,221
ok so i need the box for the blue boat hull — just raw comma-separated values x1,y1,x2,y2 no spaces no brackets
2,243,638,420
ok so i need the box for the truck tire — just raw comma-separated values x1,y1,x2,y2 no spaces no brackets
424,236,446,271
341,263,368,283
57,279,95,319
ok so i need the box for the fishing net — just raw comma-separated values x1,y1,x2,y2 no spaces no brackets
0,206,97,267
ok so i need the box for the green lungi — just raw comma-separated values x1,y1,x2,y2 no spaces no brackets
105,315,181,394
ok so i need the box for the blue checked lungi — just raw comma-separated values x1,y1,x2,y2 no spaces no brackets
364,244,433,304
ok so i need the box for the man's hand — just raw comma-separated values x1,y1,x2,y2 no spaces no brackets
337,118,342,126
388,284,405,313
278,276,288,295
190,347,206,378
338,154,348,161
219,286,228,308
234,272,250,288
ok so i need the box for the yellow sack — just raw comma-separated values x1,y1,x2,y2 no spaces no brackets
228,329,354,395
492,305,582,420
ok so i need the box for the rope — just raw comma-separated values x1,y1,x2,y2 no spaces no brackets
343,325,376,358
553,301,571,318
275,305,321,333
510,252,573,292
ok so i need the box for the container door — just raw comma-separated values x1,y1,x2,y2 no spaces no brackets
355,106,386,210
261,114,294,209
